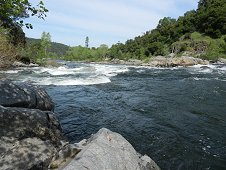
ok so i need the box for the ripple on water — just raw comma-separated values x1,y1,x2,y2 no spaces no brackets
1,62,226,169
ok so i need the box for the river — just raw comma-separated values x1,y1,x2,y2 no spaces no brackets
1,62,226,169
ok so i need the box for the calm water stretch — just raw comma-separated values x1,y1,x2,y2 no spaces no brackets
1,62,226,170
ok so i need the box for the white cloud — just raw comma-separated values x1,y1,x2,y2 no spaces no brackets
25,0,198,47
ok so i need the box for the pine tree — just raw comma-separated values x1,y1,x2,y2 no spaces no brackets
85,36,89,48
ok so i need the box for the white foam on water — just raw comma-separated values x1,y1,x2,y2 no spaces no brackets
92,64,129,77
33,76,111,86
15,63,130,85
5,62,225,85
32,64,129,77
193,77,212,81
0,70,20,74
188,64,226,75
33,66,75,75
193,77,226,82
199,69,213,73
218,66,226,71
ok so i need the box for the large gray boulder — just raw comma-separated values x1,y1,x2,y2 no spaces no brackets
0,80,65,170
0,106,64,147
0,137,56,170
0,106,66,170
0,79,54,111
62,128,160,170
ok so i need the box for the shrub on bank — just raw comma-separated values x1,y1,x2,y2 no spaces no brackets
0,27,18,68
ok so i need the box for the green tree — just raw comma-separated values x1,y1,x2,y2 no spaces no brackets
85,36,89,48
0,0,48,29
22,32,52,63
41,32,51,57
196,0,226,38
95,44,108,59
0,0,48,46
176,10,197,35
147,42,166,56
0,27,18,67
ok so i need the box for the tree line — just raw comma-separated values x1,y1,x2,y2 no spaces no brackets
107,0,226,61
61,0,226,62
1,0,226,67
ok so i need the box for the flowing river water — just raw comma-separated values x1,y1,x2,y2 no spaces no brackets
1,62,226,169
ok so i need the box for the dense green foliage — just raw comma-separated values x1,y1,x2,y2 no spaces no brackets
196,0,226,38
26,37,70,58
0,0,48,46
107,0,226,61
0,0,48,29
22,32,52,65
0,27,18,67
0,0,48,67
64,44,108,62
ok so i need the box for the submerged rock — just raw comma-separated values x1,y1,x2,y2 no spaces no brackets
62,128,160,170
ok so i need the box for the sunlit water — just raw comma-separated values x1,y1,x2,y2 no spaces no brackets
1,61,226,170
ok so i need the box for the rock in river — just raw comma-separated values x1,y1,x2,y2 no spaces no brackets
62,128,160,170
0,80,65,170
0,79,54,111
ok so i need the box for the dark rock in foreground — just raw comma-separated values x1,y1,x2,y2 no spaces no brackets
0,137,56,170
0,80,64,170
0,106,64,147
0,79,54,111
0,80,160,170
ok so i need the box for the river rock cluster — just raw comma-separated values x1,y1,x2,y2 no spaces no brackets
146,56,209,67
110,56,210,67
0,79,160,170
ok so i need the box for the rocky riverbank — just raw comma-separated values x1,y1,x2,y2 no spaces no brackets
4,56,226,69
92,56,226,67
104,56,210,67
0,80,160,170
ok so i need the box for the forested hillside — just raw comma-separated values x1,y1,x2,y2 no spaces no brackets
107,0,226,61
26,38,69,57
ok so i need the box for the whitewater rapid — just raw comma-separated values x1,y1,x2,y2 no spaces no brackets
0,62,226,85
0,63,129,85
1,61,226,169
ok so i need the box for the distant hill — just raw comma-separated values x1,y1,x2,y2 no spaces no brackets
26,37,69,57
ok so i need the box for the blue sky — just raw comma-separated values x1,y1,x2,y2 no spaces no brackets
24,0,199,47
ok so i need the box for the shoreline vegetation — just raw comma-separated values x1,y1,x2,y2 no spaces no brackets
9,55,226,69
1,0,226,68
